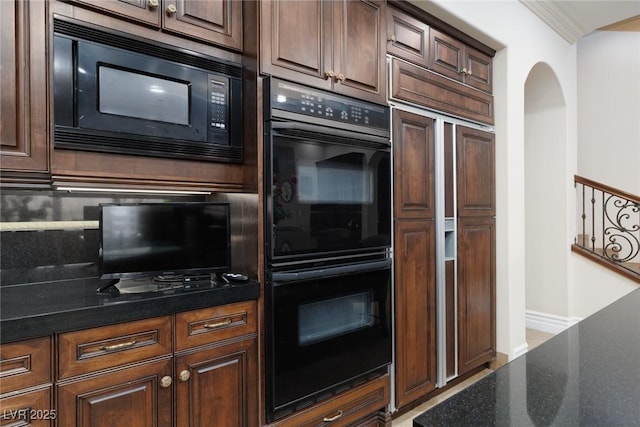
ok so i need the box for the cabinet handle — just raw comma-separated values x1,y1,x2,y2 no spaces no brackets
148,0,158,8
203,318,232,329
179,370,191,382
160,376,172,388
324,70,335,80
100,339,137,352
323,410,343,422
166,4,177,14
388,34,396,43
337,73,346,82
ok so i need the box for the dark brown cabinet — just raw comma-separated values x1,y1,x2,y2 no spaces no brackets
394,219,437,409
57,359,174,427
386,6,430,69
65,0,242,50
0,0,49,184
0,337,53,426
53,302,258,427
457,216,496,374
456,124,496,375
261,0,386,104
392,109,437,410
430,28,492,93
456,125,496,217
393,110,436,220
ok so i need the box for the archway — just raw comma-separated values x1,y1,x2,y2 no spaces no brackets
524,63,569,330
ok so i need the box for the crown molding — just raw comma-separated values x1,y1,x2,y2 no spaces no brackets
519,0,589,44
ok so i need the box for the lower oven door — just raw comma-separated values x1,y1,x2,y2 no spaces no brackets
265,261,392,421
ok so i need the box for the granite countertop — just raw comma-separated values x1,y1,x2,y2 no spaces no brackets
414,288,640,426
0,277,260,344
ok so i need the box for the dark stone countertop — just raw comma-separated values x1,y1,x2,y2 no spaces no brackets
414,288,640,426
0,277,260,344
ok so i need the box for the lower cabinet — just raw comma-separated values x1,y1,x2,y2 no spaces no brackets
270,374,390,427
175,335,257,427
0,301,258,427
57,359,174,427
0,337,53,426
457,216,496,375
393,219,437,409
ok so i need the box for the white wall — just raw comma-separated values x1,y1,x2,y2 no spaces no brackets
577,30,640,195
410,0,578,359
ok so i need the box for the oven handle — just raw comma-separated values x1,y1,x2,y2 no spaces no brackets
270,121,390,148
270,259,391,284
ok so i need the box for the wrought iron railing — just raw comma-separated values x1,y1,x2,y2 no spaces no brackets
573,175,640,282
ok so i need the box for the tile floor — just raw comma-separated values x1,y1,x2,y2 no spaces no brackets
391,329,554,426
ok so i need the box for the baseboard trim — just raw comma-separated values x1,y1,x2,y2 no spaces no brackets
513,342,529,358
526,309,582,334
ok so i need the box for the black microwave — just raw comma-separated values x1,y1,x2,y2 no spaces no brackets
52,18,242,163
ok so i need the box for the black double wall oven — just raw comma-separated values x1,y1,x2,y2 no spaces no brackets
264,78,392,421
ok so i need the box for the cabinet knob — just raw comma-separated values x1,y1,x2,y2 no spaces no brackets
179,370,191,382
160,375,173,388
324,70,335,80
166,4,177,14
148,0,159,8
337,73,345,82
467,69,473,76
460,67,468,75
388,34,396,43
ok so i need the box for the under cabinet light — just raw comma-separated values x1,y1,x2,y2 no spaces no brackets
55,186,211,196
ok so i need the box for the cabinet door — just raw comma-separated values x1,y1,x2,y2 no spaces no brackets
0,0,49,179
463,45,492,93
57,359,173,427
163,0,242,51
429,28,464,84
386,6,429,69
393,109,435,220
394,219,437,409
457,216,496,375
65,0,161,26
175,338,257,427
260,0,332,90
333,0,386,104
456,125,495,217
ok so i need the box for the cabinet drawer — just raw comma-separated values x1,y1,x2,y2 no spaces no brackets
57,316,172,380
272,374,389,427
175,300,257,351
0,337,51,394
0,387,53,426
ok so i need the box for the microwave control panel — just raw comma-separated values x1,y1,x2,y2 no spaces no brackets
208,75,230,143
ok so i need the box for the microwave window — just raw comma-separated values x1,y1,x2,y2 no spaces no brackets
98,66,189,125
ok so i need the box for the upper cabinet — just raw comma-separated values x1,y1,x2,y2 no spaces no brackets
0,0,49,185
429,28,492,94
260,0,386,105
386,6,430,69
64,0,242,51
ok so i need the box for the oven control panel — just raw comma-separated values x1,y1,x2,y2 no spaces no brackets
267,78,389,130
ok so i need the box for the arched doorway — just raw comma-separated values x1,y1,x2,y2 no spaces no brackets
524,63,569,330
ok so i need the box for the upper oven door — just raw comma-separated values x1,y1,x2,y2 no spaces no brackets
265,121,391,266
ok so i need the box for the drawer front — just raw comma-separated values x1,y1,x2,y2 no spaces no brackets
175,300,257,351
58,316,172,380
0,337,51,394
273,375,390,427
0,387,53,426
